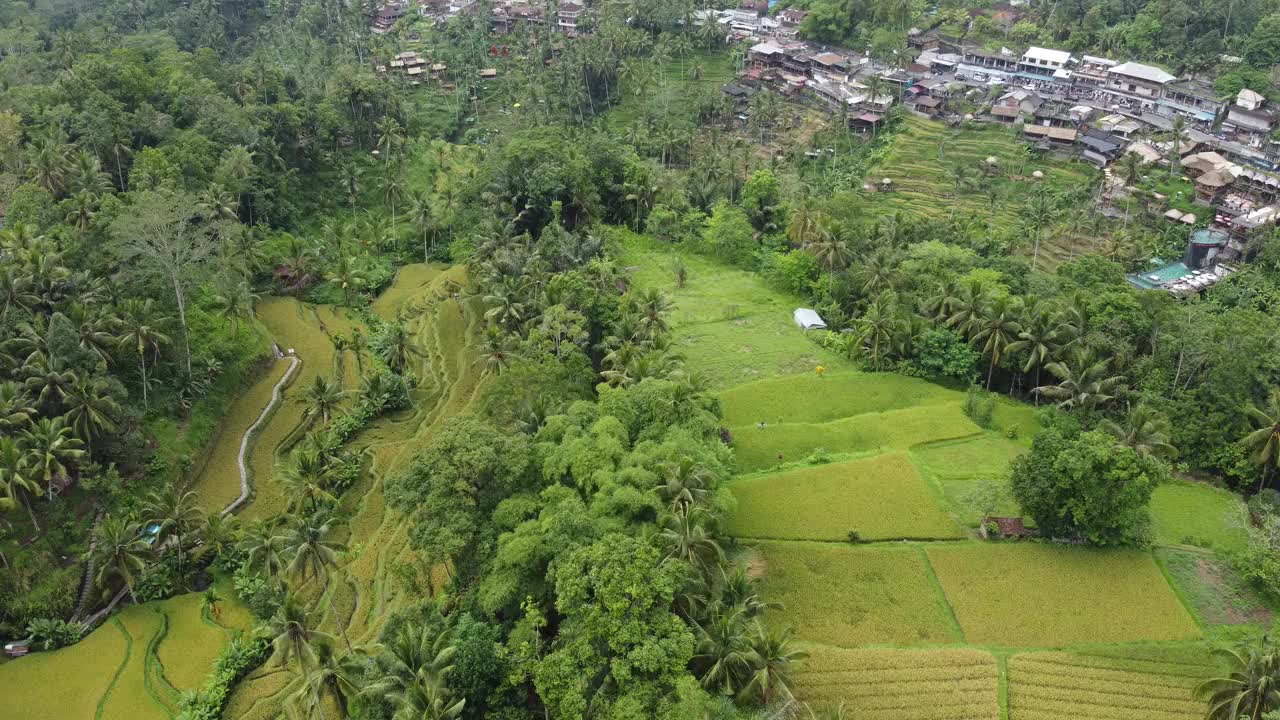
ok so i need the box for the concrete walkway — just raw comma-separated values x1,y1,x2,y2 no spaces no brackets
222,354,301,517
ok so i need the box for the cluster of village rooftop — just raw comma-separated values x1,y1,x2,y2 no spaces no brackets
721,27,1280,296
371,0,586,36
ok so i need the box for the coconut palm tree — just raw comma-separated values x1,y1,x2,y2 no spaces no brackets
360,622,460,707
381,174,405,248
282,512,352,652
19,416,85,501
971,297,1023,390
1195,634,1280,720
61,376,122,457
740,623,807,706
946,278,990,337
692,607,756,697
1242,390,1280,492
212,281,258,337
656,456,712,514
92,515,151,602
0,382,33,434
1034,347,1126,411
476,327,520,376
0,437,41,530
854,293,901,370
115,298,173,412
1102,403,1177,460
0,267,39,321
301,375,345,427
804,234,853,273
241,521,287,586
193,511,241,565
326,256,367,306
1007,301,1063,403
202,587,223,621
279,447,339,515
262,595,334,720
143,482,206,579
659,507,724,572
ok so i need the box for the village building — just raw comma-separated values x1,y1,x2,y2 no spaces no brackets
1080,128,1126,167
1158,78,1225,124
370,1,408,34
1019,46,1071,78
1106,62,1175,101
557,2,583,34
1127,227,1236,296
1074,55,1117,87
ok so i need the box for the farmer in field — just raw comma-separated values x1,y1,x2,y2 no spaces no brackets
815,365,826,376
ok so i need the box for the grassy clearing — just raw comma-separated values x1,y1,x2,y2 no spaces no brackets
926,544,1200,647
719,370,960,426
1150,481,1249,554
1006,648,1216,720
727,453,963,541
730,403,981,472
614,232,843,388
792,644,999,719
755,541,961,647
605,49,737,131
0,609,129,720
1158,548,1273,628
911,435,1028,526
850,116,1102,269
100,605,170,720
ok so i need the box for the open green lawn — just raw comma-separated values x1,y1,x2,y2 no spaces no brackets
926,544,1200,647
911,435,1029,527
1150,481,1249,554
846,116,1103,269
730,403,981,472
1006,647,1217,720
756,542,961,647
1158,548,1273,628
792,644,999,719
727,453,963,541
719,370,960,426
614,231,843,388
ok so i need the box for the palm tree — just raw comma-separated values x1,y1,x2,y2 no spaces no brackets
19,417,85,501
0,437,41,530
212,281,258,337
476,327,519,376
0,382,33,434
1168,115,1186,181
854,293,901,370
115,298,173,412
301,375,345,426
1007,301,1063,403
1117,150,1144,187
92,515,151,602
1034,347,1126,411
656,457,712,513
692,607,756,697
282,513,352,652
61,376,122,456
381,174,405,248
971,297,1023,390
1195,634,1280,720
804,234,852,273
360,622,460,712
483,276,528,330
659,507,724,572
279,447,339,515
409,191,435,261
740,623,807,705
262,595,335,720
946,278,990,338
1024,186,1058,272
241,521,287,586
0,267,39,321
198,184,240,222
143,482,206,579
392,673,466,720
1242,390,1280,492
375,117,405,166
193,511,241,565
338,162,362,213
1103,403,1177,460
327,256,367,306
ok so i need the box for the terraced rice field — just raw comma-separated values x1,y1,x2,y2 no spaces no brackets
614,232,843,388
222,265,487,717
727,453,964,541
926,544,1200,646
0,576,251,720
910,435,1030,526
1006,648,1217,720
852,116,1103,269
729,403,981,472
719,370,959,426
793,645,999,719
756,542,961,647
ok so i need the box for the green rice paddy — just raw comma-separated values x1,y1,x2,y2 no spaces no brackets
756,542,962,647
926,544,1200,647
727,453,964,541
1150,481,1249,554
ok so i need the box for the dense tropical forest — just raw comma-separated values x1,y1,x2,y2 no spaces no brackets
2,0,1280,718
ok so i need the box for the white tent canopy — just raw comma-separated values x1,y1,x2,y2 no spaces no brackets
793,308,826,330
